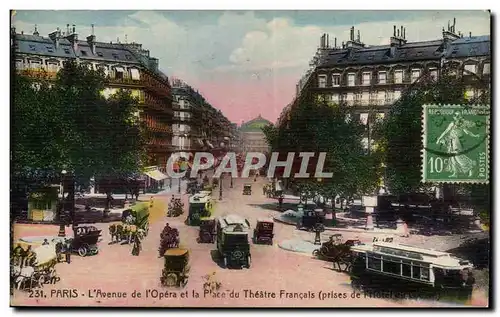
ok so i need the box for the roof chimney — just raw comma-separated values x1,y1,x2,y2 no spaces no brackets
86,24,96,55
443,18,460,42
390,24,407,47
48,27,62,49
346,26,365,49
64,24,78,52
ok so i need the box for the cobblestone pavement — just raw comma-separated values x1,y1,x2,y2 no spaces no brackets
11,176,488,307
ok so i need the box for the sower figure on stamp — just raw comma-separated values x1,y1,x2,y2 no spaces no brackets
436,111,480,178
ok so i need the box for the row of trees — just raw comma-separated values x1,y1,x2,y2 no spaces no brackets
12,60,148,212
263,90,384,206
264,66,490,214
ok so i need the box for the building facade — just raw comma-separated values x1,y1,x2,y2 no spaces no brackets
277,20,491,149
12,25,174,187
239,115,273,153
171,79,238,155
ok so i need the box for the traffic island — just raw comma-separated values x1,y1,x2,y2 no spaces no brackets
278,239,319,255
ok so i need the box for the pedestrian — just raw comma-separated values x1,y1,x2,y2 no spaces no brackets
403,221,410,238
64,238,72,264
42,238,49,246
278,196,284,210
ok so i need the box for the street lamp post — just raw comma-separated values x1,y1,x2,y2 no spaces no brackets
58,169,67,237
224,137,234,189
219,175,223,200
178,176,181,194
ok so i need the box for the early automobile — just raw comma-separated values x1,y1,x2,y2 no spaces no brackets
296,210,324,231
160,248,190,288
187,192,213,226
253,218,274,245
242,183,252,195
198,217,216,243
350,242,475,299
72,225,101,256
216,215,251,269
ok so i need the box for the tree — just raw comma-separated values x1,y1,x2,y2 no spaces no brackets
381,67,490,196
12,60,148,214
264,92,382,207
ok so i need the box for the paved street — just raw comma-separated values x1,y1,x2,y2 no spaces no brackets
11,175,488,307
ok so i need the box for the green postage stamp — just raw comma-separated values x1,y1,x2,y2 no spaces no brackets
422,104,490,183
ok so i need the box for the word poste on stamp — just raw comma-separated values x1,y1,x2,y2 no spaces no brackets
422,104,490,183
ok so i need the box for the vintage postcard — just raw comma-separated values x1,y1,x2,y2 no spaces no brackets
10,10,491,308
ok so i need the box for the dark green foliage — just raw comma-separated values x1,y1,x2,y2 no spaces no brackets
381,70,490,196
264,92,382,200
12,60,147,193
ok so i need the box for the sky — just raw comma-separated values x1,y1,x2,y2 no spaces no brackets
12,10,491,124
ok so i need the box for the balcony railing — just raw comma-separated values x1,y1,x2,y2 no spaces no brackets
16,68,58,80
106,76,143,86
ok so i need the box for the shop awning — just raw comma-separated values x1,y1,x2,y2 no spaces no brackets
145,169,168,181
130,68,140,80
114,67,125,73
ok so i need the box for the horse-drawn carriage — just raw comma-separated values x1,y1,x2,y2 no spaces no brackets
312,234,362,271
11,242,60,291
167,196,184,217
109,208,149,244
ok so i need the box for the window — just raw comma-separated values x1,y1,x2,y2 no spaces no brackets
362,92,370,104
367,255,381,270
362,72,371,85
15,59,23,69
377,91,385,104
130,68,141,80
332,74,341,87
64,48,71,54
347,73,356,86
30,60,41,69
402,263,411,277
420,267,430,280
97,51,104,57
47,63,59,72
394,70,403,83
318,75,327,88
412,265,421,279
411,69,421,83
81,50,88,56
378,72,387,84
346,92,354,102
429,68,438,81
114,67,125,79
394,90,402,100
98,65,109,77
125,54,132,60
112,53,119,59
360,113,369,125
483,63,490,74
29,44,36,51
463,64,477,75
382,259,401,275
46,46,54,53
385,91,393,102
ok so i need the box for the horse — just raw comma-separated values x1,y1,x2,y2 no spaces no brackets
109,224,124,244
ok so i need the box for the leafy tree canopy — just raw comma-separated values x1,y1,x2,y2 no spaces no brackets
12,60,148,192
